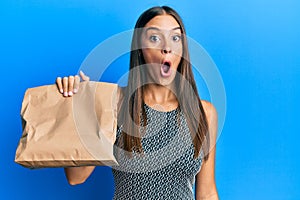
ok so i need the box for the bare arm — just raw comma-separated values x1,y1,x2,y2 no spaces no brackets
64,166,95,185
195,101,219,200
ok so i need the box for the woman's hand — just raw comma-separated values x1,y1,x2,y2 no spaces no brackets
56,71,90,97
57,71,94,184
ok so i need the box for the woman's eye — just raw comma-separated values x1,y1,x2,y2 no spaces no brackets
172,35,181,42
149,35,160,42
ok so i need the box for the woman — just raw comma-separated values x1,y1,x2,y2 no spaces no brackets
56,6,219,200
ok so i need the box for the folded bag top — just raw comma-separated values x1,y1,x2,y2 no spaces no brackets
15,81,119,169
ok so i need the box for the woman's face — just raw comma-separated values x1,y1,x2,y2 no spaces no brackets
141,14,183,86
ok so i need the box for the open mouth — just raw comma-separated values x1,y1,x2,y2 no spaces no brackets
162,61,171,73
160,61,172,77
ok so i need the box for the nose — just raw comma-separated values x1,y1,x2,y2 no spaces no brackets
162,47,172,54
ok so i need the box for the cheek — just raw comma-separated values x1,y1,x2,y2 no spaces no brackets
142,48,160,63
174,45,183,58
141,49,150,62
174,49,183,65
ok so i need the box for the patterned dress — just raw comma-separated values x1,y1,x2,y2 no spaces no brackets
112,103,204,199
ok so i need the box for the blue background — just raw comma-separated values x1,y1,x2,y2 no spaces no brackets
1,0,299,199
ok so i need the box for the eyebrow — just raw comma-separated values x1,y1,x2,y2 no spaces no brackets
145,26,181,32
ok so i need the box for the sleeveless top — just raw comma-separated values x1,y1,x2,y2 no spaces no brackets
111,103,204,200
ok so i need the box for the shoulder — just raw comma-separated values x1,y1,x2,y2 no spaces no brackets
200,100,217,123
200,100,218,137
117,86,125,97
117,86,126,103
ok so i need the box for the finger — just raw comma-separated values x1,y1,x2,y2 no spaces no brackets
68,76,74,96
62,77,69,97
79,70,90,81
73,75,80,93
56,77,63,93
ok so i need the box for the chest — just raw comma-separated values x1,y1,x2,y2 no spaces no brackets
114,107,203,177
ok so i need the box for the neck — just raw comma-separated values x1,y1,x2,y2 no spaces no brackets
143,83,178,111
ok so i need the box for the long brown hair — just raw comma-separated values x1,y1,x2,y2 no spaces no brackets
118,6,210,160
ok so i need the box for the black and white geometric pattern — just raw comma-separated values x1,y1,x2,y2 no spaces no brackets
112,103,204,200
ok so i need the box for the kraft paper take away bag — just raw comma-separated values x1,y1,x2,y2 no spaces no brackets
15,81,119,168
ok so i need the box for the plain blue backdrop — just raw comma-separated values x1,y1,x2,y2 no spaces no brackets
1,0,299,199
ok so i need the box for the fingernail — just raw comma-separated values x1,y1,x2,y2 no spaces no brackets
73,88,78,93
60,89,63,94
63,92,68,97
68,91,73,96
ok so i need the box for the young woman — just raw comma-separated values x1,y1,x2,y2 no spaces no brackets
56,6,219,200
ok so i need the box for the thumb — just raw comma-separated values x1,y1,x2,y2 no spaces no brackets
79,70,90,81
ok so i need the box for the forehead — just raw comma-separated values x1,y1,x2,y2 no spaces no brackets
144,14,180,31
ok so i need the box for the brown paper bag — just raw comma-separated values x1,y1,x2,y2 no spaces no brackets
15,81,119,168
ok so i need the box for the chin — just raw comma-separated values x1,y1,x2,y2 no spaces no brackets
158,76,176,87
